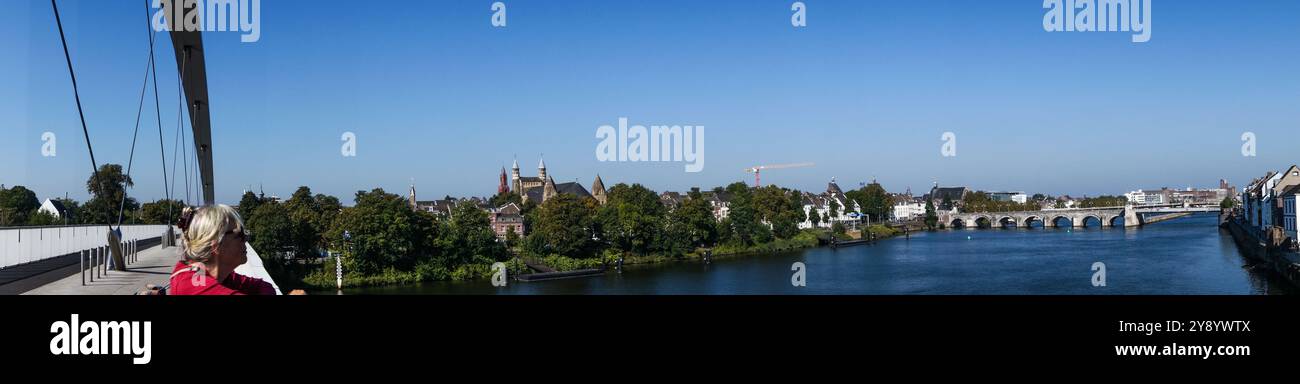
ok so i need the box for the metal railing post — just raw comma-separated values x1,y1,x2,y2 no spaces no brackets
80,249,85,285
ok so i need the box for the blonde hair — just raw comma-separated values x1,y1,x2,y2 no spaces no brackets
183,204,245,263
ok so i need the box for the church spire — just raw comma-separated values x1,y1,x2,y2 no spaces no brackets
498,167,509,195
542,176,558,202
592,174,607,205
408,181,417,211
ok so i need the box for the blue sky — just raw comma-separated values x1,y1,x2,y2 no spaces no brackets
3,0,1299,205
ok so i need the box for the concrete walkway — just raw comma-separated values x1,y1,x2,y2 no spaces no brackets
22,244,181,295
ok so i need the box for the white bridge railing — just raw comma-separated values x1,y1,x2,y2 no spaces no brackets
0,225,173,270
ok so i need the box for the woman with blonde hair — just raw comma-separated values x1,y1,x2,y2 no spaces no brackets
168,204,276,295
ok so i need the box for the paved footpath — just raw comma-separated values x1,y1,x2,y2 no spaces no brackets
22,244,181,295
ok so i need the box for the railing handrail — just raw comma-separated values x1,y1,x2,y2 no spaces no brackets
0,223,172,231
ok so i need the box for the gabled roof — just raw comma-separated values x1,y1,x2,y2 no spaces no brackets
1281,184,1300,197
929,187,968,202
495,203,522,215
523,181,591,202
44,198,67,214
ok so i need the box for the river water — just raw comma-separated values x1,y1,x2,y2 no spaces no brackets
328,214,1297,295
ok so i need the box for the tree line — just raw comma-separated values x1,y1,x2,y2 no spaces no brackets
1,164,185,227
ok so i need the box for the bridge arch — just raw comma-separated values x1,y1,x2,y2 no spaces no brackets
1107,215,1124,227
1050,215,1073,228
950,218,967,229
1079,215,1103,228
973,216,993,229
1024,216,1043,228
998,216,1018,228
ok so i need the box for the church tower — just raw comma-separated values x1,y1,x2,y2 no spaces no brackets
511,158,521,195
408,183,417,211
537,157,547,183
498,167,509,195
542,176,558,202
592,174,607,205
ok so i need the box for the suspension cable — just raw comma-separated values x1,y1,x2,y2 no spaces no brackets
115,44,154,227
145,0,172,226
50,0,112,226
176,49,191,205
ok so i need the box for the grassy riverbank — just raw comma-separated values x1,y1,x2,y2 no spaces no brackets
286,225,907,289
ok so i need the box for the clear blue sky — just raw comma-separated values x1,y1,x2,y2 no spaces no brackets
4,0,1299,205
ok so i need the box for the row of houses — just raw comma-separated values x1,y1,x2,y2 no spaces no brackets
430,177,876,242
659,179,863,230
1240,165,1300,243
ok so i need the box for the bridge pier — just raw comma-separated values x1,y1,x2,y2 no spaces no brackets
1123,205,1143,228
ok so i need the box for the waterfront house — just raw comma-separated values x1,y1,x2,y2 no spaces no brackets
489,203,525,239
1242,173,1275,228
1268,165,1300,227
890,194,925,222
1282,185,1300,244
798,179,862,229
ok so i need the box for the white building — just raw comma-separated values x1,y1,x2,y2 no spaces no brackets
1124,189,1166,205
891,200,925,222
989,191,1028,204
798,179,861,229
37,199,69,219
1282,185,1300,242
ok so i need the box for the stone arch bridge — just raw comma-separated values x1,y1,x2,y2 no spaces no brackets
943,207,1142,229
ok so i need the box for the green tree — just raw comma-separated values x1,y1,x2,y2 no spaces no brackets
526,193,599,258
599,183,666,255
924,199,938,230
139,199,184,224
672,188,718,247
1220,196,1235,209
28,210,60,226
721,182,768,246
504,226,520,248
0,185,40,226
247,201,295,263
82,164,137,224
861,183,891,223
284,187,325,258
326,188,439,274
809,208,821,228
238,191,263,218
443,201,507,265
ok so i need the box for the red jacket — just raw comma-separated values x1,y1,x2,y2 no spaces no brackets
169,261,276,295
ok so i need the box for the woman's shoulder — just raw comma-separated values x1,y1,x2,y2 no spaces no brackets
226,272,277,295
169,262,238,295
